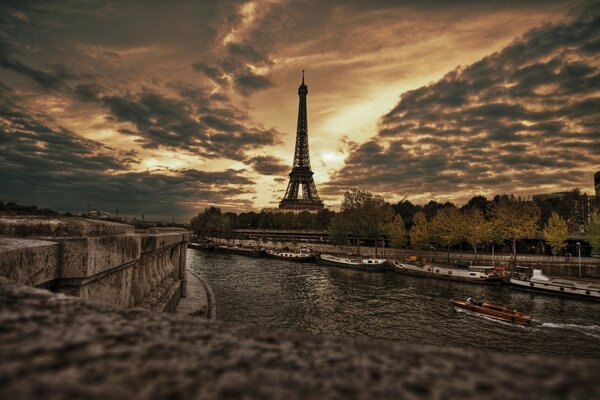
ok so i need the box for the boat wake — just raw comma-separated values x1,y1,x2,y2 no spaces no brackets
453,307,529,328
539,322,600,339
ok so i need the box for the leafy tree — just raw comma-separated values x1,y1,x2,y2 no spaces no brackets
462,195,489,215
221,215,232,244
314,209,335,229
297,211,313,229
543,212,568,258
364,197,394,256
430,206,463,263
258,212,274,229
190,206,221,238
334,188,394,254
328,213,349,246
236,211,260,229
490,196,540,269
409,211,430,254
586,212,600,256
393,199,420,228
423,200,451,221
480,218,505,267
464,208,486,261
386,214,407,248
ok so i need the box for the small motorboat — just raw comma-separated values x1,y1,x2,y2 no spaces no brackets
451,298,533,325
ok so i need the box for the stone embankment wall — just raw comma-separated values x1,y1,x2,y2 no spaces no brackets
0,216,190,311
1,277,598,399
215,238,600,278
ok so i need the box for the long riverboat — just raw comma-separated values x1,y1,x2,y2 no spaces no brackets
216,245,265,257
318,254,388,271
510,269,600,300
264,247,316,262
452,298,533,325
389,261,502,284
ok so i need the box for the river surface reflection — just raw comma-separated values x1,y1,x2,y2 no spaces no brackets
188,250,600,358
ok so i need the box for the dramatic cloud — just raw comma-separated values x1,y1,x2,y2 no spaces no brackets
0,0,595,215
323,4,600,203
0,88,255,218
246,155,289,175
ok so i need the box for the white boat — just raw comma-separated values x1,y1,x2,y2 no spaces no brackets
264,247,315,262
510,269,600,300
389,261,502,284
318,254,388,271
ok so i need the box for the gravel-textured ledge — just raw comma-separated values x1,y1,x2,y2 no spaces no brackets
0,278,598,399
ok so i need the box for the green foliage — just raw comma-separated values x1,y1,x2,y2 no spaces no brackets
392,199,419,228
490,196,540,265
221,215,232,241
586,212,600,256
386,214,407,248
335,188,394,252
409,211,430,250
190,206,222,237
464,208,486,256
0,200,59,216
490,197,540,242
543,212,568,256
328,213,349,245
463,195,489,216
430,206,464,250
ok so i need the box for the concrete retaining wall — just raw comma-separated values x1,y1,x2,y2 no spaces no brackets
0,216,190,311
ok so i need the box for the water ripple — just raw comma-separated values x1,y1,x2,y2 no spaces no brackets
188,250,600,359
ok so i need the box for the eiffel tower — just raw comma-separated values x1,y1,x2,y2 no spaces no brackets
279,71,324,211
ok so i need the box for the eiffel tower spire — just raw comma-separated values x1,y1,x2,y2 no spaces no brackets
279,71,324,211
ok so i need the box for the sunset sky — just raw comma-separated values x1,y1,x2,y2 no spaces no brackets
1,0,599,220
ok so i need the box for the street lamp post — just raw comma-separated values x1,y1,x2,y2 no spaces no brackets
576,242,581,278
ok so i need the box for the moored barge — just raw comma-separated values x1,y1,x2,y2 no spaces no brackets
389,261,502,284
318,254,388,271
510,269,600,300
264,247,316,262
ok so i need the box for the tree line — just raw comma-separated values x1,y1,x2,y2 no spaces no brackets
190,206,335,239
190,188,600,258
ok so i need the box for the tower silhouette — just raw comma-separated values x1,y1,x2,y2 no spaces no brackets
279,71,324,211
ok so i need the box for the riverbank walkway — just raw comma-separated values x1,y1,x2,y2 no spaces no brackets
175,271,216,320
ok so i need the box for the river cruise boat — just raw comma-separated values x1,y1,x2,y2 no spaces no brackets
452,298,533,325
389,261,502,284
318,254,388,271
510,269,600,300
264,247,316,262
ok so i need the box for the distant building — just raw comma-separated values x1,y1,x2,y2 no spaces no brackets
595,171,600,197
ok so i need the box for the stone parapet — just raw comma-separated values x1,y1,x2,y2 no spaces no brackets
0,278,598,399
0,216,190,311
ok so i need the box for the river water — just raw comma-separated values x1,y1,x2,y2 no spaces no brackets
188,249,600,359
